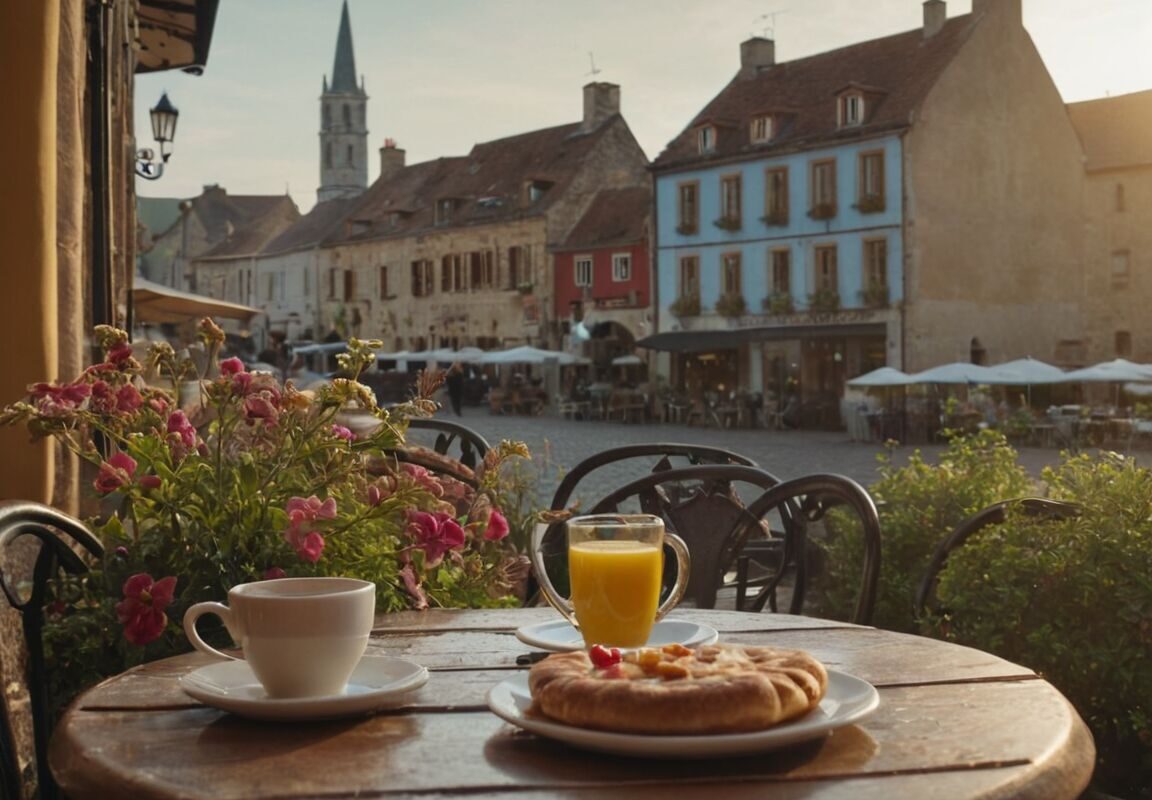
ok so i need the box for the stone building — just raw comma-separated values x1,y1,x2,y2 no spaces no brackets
1067,90,1152,365
645,0,1086,422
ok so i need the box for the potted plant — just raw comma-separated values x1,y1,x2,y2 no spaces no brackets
859,284,889,308
712,215,742,232
675,222,698,236
760,210,789,227
854,194,886,214
808,203,837,220
1,319,531,714
516,281,534,295
669,292,701,318
762,291,794,315
807,288,841,312
715,292,747,318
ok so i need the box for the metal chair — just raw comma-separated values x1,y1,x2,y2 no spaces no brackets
535,444,792,609
404,417,490,470
914,497,1081,620
0,501,104,800
738,474,883,625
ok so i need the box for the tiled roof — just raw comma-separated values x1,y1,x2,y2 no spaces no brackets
192,186,292,244
260,196,360,256
197,196,300,259
328,118,621,244
556,186,650,251
1067,90,1152,172
652,16,976,170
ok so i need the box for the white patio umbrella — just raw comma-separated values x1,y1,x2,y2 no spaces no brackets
846,366,910,387
1058,358,1152,383
611,354,644,366
906,362,999,384
984,357,1066,385
478,345,586,365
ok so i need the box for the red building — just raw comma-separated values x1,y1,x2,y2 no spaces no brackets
552,186,651,363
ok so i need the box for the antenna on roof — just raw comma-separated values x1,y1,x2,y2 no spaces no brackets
753,8,788,39
586,52,601,79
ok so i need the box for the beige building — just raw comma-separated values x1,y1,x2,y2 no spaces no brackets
1067,90,1152,365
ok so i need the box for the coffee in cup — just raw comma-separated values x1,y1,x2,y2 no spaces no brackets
183,576,375,699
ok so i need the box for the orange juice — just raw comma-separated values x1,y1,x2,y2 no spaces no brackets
568,540,663,647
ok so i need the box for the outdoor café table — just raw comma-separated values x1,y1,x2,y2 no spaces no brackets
49,607,1094,800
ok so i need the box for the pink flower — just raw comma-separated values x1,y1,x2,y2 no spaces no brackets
106,343,135,367
331,424,354,441
485,508,510,542
89,380,115,413
93,451,137,494
296,531,325,563
285,495,338,531
30,381,91,416
244,392,280,426
219,357,245,377
399,564,428,610
166,410,199,458
400,463,444,497
115,573,177,646
138,474,162,490
407,510,466,567
263,567,287,580
116,383,143,413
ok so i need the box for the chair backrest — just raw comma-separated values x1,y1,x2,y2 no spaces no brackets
914,497,1081,620
739,474,883,625
0,501,103,800
404,418,490,470
537,445,784,609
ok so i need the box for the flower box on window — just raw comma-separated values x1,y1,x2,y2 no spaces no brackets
676,222,698,236
808,203,837,221
715,292,747,318
854,194,886,214
762,292,794,315
712,215,742,232
859,284,889,308
669,292,701,318
760,211,789,227
807,288,840,313
516,282,534,295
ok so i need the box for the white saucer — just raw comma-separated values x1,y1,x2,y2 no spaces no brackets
487,670,879,758
179,654,429,721
515,618,719,652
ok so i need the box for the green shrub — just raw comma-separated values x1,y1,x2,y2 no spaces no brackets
812,429,1032,630
934,452,1152,797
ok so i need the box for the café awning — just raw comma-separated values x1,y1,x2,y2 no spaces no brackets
132,278,262,324
637,323,886,353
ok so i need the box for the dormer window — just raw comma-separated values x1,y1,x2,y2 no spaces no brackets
838,94,864,127
697,125,716,154
523,179,554,206
435,198,456,225
750,115,774,144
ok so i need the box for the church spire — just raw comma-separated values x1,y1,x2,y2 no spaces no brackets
330,0,360,94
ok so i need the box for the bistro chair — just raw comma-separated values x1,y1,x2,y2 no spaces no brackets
0,500,104,800
914,497,1081,620
736,474,883,626
366,417,491,489
404,417,490,470
533,444,793,609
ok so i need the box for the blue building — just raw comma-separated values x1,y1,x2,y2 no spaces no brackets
643,0,1087,428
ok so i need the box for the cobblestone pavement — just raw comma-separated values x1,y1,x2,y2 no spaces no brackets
408,408,1090,510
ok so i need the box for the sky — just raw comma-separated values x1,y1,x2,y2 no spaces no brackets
135,0,1152,216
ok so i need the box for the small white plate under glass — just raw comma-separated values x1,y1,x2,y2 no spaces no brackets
486,670,879,758
515,618,719,652
179,654,429,721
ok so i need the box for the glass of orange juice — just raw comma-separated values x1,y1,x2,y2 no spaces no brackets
534,514,691,648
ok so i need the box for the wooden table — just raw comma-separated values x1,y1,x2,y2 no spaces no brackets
49,608,1095,800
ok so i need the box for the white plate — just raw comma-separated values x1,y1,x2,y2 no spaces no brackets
486,670,879,758
179,655,429,721
515,618,719,652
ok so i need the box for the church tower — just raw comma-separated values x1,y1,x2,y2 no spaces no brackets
318,0,368,203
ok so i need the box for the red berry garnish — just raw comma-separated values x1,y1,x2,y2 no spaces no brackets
589,644,622,668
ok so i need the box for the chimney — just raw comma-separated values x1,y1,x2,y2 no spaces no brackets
740,37,775,76
971,0,1022,25
378,138,405,178
923,0,946,37
582,82,620,132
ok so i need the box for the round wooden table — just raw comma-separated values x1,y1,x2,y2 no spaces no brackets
49,608,1095,799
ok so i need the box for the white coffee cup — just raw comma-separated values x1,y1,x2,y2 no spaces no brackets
183,577,376,699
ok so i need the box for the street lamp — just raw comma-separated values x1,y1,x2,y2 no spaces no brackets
135,92,179,180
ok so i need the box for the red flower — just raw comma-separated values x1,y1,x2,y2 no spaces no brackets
407,510,465,567
219,357,245,377
115,573,177,646
115,383,143,413
484,508,510,542
263,567,287,580
30,381,91,416
166,410,199,458
106,343,136,367
93,451,137,494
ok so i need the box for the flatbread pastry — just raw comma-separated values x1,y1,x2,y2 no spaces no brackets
527,642,828,734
